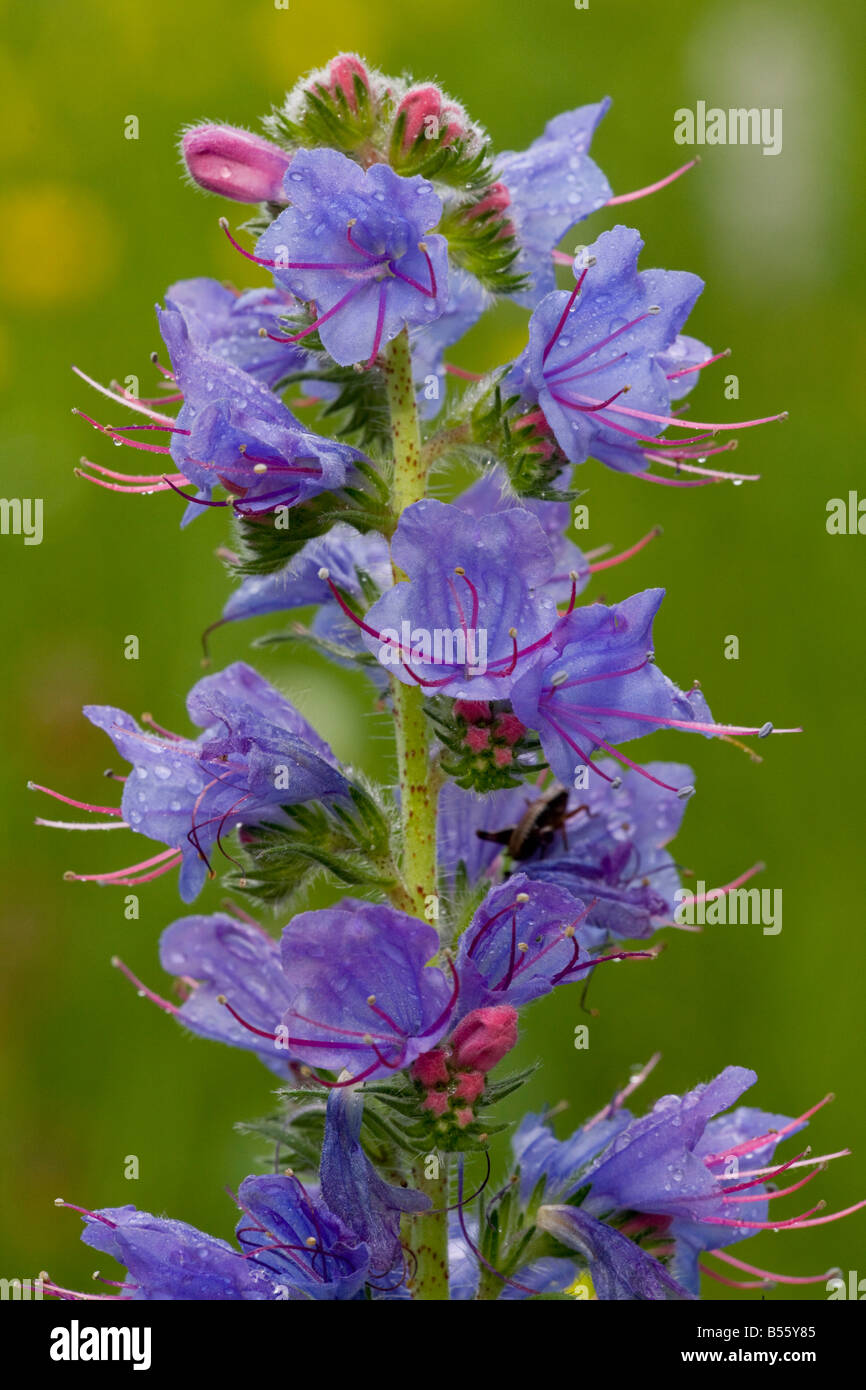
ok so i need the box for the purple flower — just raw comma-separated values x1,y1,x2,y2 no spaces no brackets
509,225,784,480
410,266,490,415
72,1173,370,1300
164,277,309,388
522,760,694,941
456,873,607,1012
211,525,391,650
37,661,348,902
511,1065,856,1296
536,1205,694,1300
356,498,564,698
156,912,295,1073
453,465,589,606
509,225,707,474
254,149,450,366
278,899,457,1082
496,101,613,307
77,1204,280,1300
437,781,529,891
320,1087,431,1276
157,303,362,522
234,1173,369,1299
511,588,769,796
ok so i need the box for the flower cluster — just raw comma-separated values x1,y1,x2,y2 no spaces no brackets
39,54,860,1304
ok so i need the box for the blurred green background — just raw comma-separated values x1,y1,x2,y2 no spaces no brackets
1,0,863,1301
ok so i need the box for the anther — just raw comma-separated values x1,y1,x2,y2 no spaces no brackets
318,567,330,580
515,893,530,904
551,670,568,687
758,721,774,738
677,784,696,800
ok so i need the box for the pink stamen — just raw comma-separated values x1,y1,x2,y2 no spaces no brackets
28,782,121,816
606,157,699,206
364,282,388,368
633,470,719,488
64,846,182,882
544,309,652,380
558,704,801,738
586,526,661,575
72,365,178,426
112,956,178,1015
666,348,731,380
722,1164,823,1205
704,1095,835,1164
585,1052,662,1130
710,1248,845,1287
444,363,483,381
542,269,588,366
268,282,369,343
678,862,766,906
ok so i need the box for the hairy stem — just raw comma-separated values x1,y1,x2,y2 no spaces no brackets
383,327,446,1298
383,328,436,918
407,1158,450,1301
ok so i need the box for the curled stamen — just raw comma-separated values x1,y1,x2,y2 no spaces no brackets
112,956,178,1015
606,157,699,206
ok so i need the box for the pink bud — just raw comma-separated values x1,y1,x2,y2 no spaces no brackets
465,726,491,753
451,1006,518,1074
396,85,465,151
454,1070,485,1103
421,1091,450,1118
493,713,526,746
182,125,292,203
411,1048,449,1088
455,1107,475,1129
493,747,513,768
468,182,511,219
322,54,371,113
453,699,492,724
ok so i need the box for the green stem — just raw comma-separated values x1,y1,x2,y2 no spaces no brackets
383,329,436,918
407,1158,450,1300
383,328,447,1298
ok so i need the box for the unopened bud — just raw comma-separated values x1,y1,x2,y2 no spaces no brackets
451,1005,518,1074
396,85,465,151
182,124,292,203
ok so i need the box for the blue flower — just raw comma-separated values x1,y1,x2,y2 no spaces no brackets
410,265,490,415
42,662,348,902
256,149,450,366
157,911,295,1072
496,101,613,307
164,277,310,388
73,1174,370,1300
320,1087,431,1276
208,524,391,687
521,760,694,941
234,1173,369,1299
510,589,724,795
510,1065,854,1297
358,497,562,698
456,873,603,1012
535,1205,694,1300
279,899,458,1081
77,1205,281,1300
509,225,710,474
157,304,363,522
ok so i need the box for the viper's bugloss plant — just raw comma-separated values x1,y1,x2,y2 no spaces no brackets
36,53,862,1302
